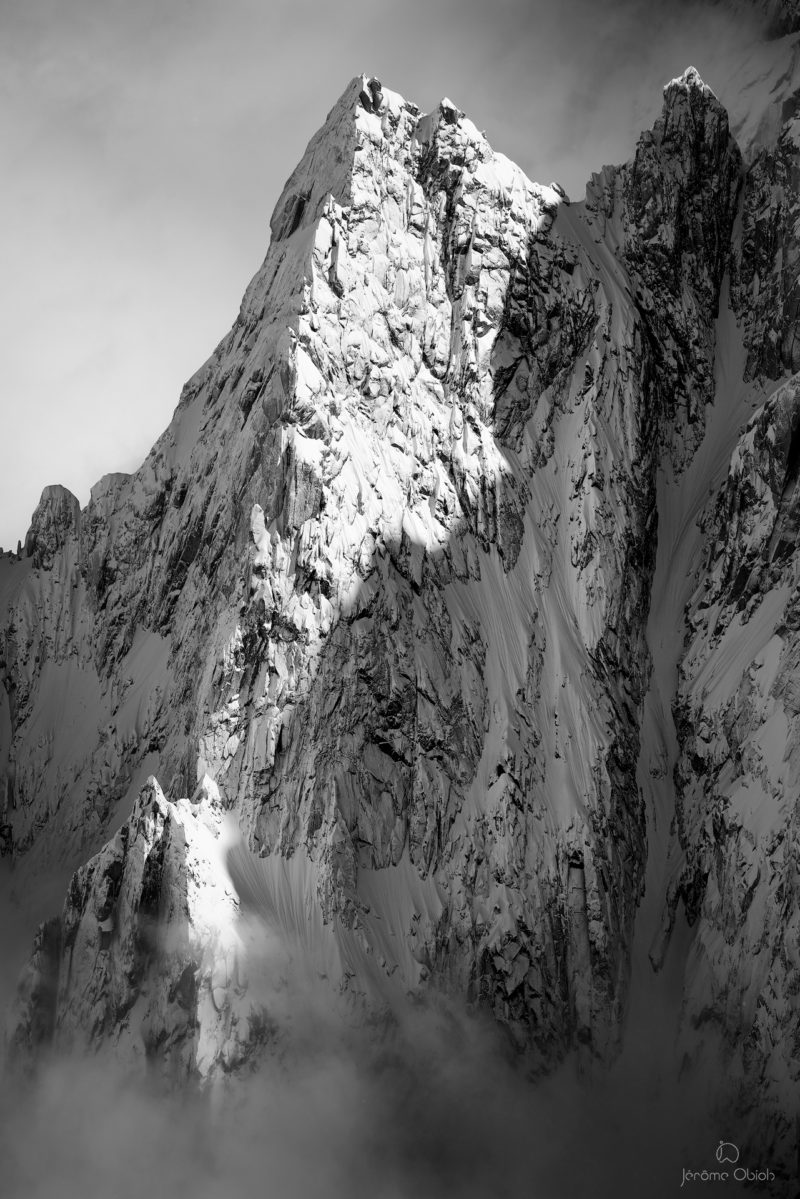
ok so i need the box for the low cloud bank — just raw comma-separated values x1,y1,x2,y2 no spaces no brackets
0,985,737,1199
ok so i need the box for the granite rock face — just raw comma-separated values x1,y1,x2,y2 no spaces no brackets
671,375,800,1164
732,118,800,379
2,40,800,1184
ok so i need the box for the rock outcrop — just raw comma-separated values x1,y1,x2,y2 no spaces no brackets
10,776,268,1079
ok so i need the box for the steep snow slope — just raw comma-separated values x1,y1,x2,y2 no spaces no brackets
3,35,800,1188
721,31,800,156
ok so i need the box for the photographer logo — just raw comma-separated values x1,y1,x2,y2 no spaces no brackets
715,1142,739,1165
680,1140,774,1187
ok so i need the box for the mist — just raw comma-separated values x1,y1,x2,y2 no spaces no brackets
0,1019,726,1199
0,901,753,1199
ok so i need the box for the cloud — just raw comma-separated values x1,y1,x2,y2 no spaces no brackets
0,897,744,1199
0,1013,710,1199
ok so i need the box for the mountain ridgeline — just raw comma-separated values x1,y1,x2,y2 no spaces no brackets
2,26,800,1190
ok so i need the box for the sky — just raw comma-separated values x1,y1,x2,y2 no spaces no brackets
0,0,774,549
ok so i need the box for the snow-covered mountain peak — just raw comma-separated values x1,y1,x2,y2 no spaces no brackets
666,64,714,96
268,73,563,255
5,54,800,1189
659,62,730,141
23,485,81,570
268,75,396,244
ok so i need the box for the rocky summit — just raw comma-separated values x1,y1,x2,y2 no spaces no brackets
3,10,800,1191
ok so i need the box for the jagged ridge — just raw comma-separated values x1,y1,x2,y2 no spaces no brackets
2,51,800,1185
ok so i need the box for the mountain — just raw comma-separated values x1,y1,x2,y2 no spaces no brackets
3,17,800,1194
741,0,800,33
716,0,800,34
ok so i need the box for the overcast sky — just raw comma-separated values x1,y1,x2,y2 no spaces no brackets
0,0,772,548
